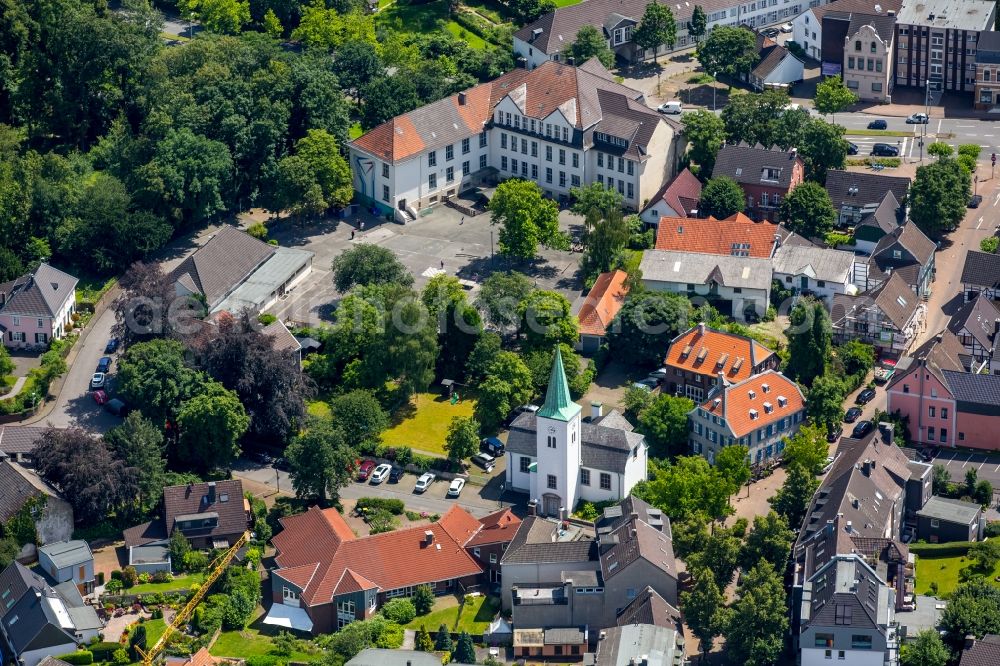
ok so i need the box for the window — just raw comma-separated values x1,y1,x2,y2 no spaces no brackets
490,552,497,563
446,166,454,183
940,429,947,443
571,175,581,187
521,138,527,154
559,149,566,165
824,651,832,660
987,71,993,82
941,408,948,419
382,185,390,202
929,406,935,418
501,156,507,171
867,58,874,71
627,182,633,199
547,474,557,490
511,159,518,174
11,316,18,326
428,173,437,189
532,164,538,179
546,145,552,162
460,138,469,155
546,167,553,183
600,472,611,490
559,171,566,187
382,163,389,178
521,161,527,176
572,152,579,168
505,112,511,125
598,153,604,168
848,57,855,69
870,41,877,53
903,384,909,393
531,141,538,157
928,426,935,440
473,547,480,557
520,457,530,473
428,151,437,167
855,40,861,51
501,134,507,149
581,469,590,485
283,587,299,602
931,518,941,528
480,131,487,147
618,157,625,173
838,652,845,660
562,127,568,142
480,154,487,170
462,161,470,176
547,435,556,449
597,174,603,184
627,160,634,176
514,115,520,129
815,634,834,648
960,432,966,441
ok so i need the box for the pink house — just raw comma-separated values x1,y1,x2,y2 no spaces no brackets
887,330,1000,450
0,263,78,350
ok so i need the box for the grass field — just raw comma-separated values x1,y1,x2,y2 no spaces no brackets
445,21,487,48
461,0,517,22
914,546,1000,597
844,129,916,138
552,0,582,6
349,123,364,140
210,629,323,661
141,618,168,647
307,400,332,418
381,391,477,456
128,573,204,595
404,595,499,634
377,0,450,34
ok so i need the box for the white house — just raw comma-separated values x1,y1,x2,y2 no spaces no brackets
771,243,860,304
791,0,900,64
504,349,647,518
746,27,806,90
349,59,680,221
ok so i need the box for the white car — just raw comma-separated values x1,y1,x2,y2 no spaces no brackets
414,472,436,493
656,101,682,114
448,478,466,497
780,22,793,32
370,463,392,484
90,373,106,390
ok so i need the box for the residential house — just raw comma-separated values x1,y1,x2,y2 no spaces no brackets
947,294,1000,374
0,263,78,349
0,461,74,561
505,350,647,518
711,144,805,222
639,250,773,322
825,170,910,227
347,650,443,666
662,323,780,402
894,0,996,94
959,635,1000,666
170,226,313,315
851,191,902,254
842,11,897,101
744,27,806,91
266,504,502,634
886,330,1000,449
973,31,1000,109
638,168,701,227
652,212,780,258
792,0,902,63
688,369,807,467
772,243,860,305
0,562,103,666
37,541,95,596
961,250,1000,301
349,59,680,219
831,272,924,356
866,222,937,298
262,319,304,368
165,648,219,666
589,623,686,666
915,496,983,543
466,508,521,585
576,270,629,353
0,426,47,466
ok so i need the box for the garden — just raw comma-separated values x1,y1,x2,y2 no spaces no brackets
403,593,500,635
381,391,477,457
913,538,1000,598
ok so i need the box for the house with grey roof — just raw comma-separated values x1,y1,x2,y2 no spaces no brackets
0,561,102,666
916,496,983,543
959,634,1000,666
38,541,95,596
825,170,910,227
0,461,73,561
831,272,924,355
948,294,1000,375
0,263,78,350
865,222,937,298
170,226,313,315
772,243,860,305
851,191,902,255
346,650,441,666
589,623,686,666
0,426,47,465
711,144,805,222
743,26,805,91
961,250,1000,301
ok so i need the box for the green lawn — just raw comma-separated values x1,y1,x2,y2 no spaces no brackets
349,122,364,140
381,391,476,456
461,0,517,22
551,0,582,6
377,0,450,34
141,618,168,647
914,548,1000,598
445,21,487,49
210,629,323,661
306,400,332,418
844,129,917,138
404,595,499,634
129,573,204,595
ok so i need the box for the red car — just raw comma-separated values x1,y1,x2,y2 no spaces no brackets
357,460,376,481
92,390,108,405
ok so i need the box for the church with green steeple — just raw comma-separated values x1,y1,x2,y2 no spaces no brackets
503,347,648,519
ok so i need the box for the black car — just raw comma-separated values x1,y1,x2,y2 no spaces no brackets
867,119,888,130
847,141,859,155
844,407,863,423
105,338,119,354
969,194,983,208
852,421,874,438
871,143,899,157
826,427,843,443
856,388,877,405
388,466,405,483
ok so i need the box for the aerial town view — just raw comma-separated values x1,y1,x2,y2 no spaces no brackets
3,0,1000,665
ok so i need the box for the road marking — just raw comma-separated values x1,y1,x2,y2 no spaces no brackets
937,119,943,134
978,216,985,230
964,454,973,467
957,124,975,127
994,192,1000,207
995,464,1000,473
987,135,997,138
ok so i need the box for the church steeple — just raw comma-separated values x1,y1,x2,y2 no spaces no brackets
538,346,581,421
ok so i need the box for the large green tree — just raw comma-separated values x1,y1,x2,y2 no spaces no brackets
489,179,568,258
740,511,795,572
900,629,949,666
688,6,708,43
176,382,250,472
518,289,578,350
725,561,789,666
570,25,615,69
909,158,971,236
696,26,758,80
941,578,1000,648
681,567,727,658
681,109,726,177
720,89,790,148
786,299,831,387
332,244,414,293
608,292,692,367
179,0,251,34
117,339,208,429
476,271,534,334
778,181,837,240
570,182,624,217
286,417,357,503
806,372,847,438
771,460,820,528
329,390,390,450
814,75,858,123
698,176,745,219
638,394,696,458
633,3,677,63
104,412,167,516
800,119,850,184
474,351,535,430
445,416,480,462
291,129,354,209
636,457,734,524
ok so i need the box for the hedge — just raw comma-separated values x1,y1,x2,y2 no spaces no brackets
356,497,405,515
90,642,124,662
56,652,94,665
909,541,975,557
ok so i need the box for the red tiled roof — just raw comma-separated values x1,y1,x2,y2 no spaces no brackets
276,562,320,590
438,505,484,546
466,508,521,548
664,324,777,383
322,507,357,542
654,212,778,258
579,270,630,337
701,370,805,438
641,168,702,218
334,568,378,594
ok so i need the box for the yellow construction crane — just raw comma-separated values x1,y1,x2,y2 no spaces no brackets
136,531,252,666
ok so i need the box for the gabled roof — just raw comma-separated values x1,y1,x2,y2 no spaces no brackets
746,27,799,79
916,496,982,524
653,212,779,258
960,635,1000,666
262,319,303,354
466,507,521,547
698,370,805,438
948,294,1000,352
855,190,901,237
713,144,802,188
772,244,856,284
162,479,247,542
0,263,78,318
0,426,48,456
846,12,897,43
886,330,966,394
663,324,777,383
579,270,629,337
640,168,701,218
834,273,919,332
599,516,675,582
825,170,911,210
170,226,276,309
506,411,643,474
123,519,169,549
639,250,773,291
940,370,1000,410
976,32,1000,62
38,541,93,570
871,222,936,270
961,250,1000,289
615,586,682,628
501,515,596,565
0,461,63,524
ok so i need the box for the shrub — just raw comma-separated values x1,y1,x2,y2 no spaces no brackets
355,497,405,515
113,649,130,665
271,631,298,657
105,579,123,593
247,223,268,240
138,572,152,584
367,508,398,534
245,657,282,666
91,642,124,662
56,652,94,665
981,236,999,254
183,550,209,572
121,566,139,588
381,598,416,624
414,584,435,616
152,570,172,583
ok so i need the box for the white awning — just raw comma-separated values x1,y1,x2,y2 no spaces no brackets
263,603,313,632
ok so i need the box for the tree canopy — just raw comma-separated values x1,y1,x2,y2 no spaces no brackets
698,176,745,219
910,158,971,236
332,244,414,293
489,179,568,258
778,181,837,240
696,26,758,80
570,25,615,69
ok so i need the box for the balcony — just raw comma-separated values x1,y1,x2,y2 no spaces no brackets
513,586,568,606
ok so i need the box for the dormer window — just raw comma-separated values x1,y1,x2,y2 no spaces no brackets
762,383,770,393
748,390,756,400
749,409,759,420
763,402,773,414
777,396,788,407
761,167,781,182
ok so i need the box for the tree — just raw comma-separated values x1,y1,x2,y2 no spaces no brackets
272,155,326,219
474,352,534,429
476,272,533,334
518,290,578,349
741,511,794,571
0,248,23,283
800,119,850,184
179,0,250,34
806,376,846,438
813,75,857,123
688,523,745,588
608,292,692,367
113,262,199,347
910,158,971,236
698,176,745,219
941,578,1000,648
293,129,354,210
900,629,950,666
415,626,435,652
716,444,752,496
779,182,836,240
633,3,677,63
570,182,624,217
414,585,435,616
262,9,283,38
970,538,1000,572
176,382,250,472
785,424,831,477
335,41,384,104
688,6,707,43
681,109,726,177
637,457,734,524
0,537,20,569
786,299,831,386
361,289,438,400
332,244,413,293
838,340,876,378
975,480,994,507
681,568,726,657
771,461,820,527
169,529,191,567
286,417,357,503
725,561,789,666
639,395,696,458
928,142,954,160
466,332,502,384
967,467,979,496
423,276,482,379
720,89,791,148
435,625,453,651
489,179,568,259
445,416,480,462
932,465,952,495
696,25,758,80
982,236,1000,254
329,390,389,450
570,25,615,69
360,75,422,130
291,0,343,49
104,412,167,515
453,631,476,664
381,598,416,624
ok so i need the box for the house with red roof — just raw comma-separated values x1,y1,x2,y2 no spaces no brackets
652,212,780,258
576,270,629,353
638,168,702,227
265,505,519,634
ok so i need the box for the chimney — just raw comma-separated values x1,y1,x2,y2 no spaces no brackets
207,481,216,504
717,371,726,390
878,422,894,445
532,27,544,41
424,530,435,545
994,318,1000,335
790,147,797,158
965,635,976,650
887,9,895,16
935,332,943,344
862,460,872,477
458,92,467,105
697,322,706,336
591,401,603,420
846,520,853,534
528,499,538,516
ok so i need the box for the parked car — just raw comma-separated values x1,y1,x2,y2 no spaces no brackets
657,101,682,115
414,472,436,493
647,367,668,385
357,459,376,481
969,194,983,208
104,398,129,417
90,372,106,390
867,119,888,130
780,22,793,32
104,338,119,354
388,466,405,483
370,463,392,484
633,377,659,391
762,27,779,38
92,389,108,405
871,143,899,157
855,387,877,405
919,446,939,462
96,356,112,373
472,452,495,472
481,437,505,457
847,141,859,155
448,478,466,497
827,427,843,443
906,113,929,124
852,421,874,438
844,407,863,423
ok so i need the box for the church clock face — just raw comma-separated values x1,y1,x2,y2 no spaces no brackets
548,426,557,433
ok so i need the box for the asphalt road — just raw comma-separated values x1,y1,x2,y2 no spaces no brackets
932,449,1000,489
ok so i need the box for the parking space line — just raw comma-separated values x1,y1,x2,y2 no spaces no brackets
994,464,1000,473
963,454,973,467
979,460,986,470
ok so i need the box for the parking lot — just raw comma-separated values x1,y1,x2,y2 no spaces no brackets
931,449,1000,488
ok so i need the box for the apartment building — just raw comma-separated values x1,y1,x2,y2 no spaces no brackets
842,12,896,101
973,31,1000,109
711,144,805,222
792,0,901,63
831,272,924,356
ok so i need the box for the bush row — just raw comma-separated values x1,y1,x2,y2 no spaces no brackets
909,541,974,557
56,652,93,665
356,497,405,515
451,10,510,47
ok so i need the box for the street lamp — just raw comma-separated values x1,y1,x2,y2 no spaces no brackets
713,72,718,113
189,13,195,39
